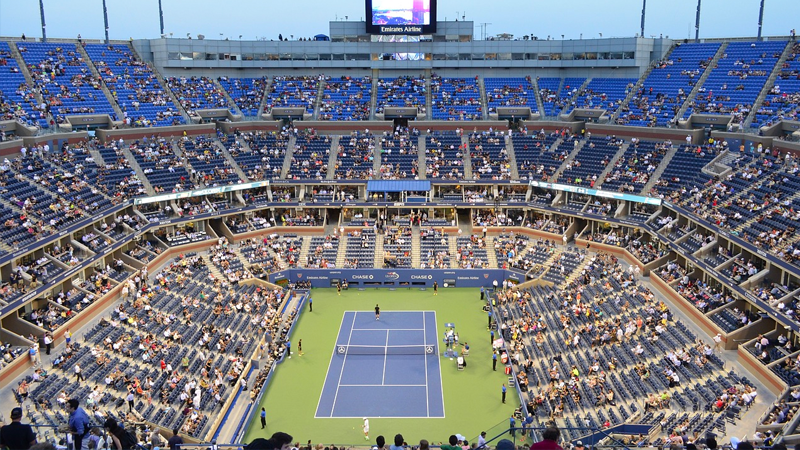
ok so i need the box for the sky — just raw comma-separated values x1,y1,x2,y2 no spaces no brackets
0,0,796,42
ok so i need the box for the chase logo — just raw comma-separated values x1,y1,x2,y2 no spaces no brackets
385,272,400,280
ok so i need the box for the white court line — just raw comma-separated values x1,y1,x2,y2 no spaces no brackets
423,310,430,417
339,384,428,387
330,311,357,417
381,329,389,385
351,328,424,331
433,310,446,418
314,310,348,418
316,415,445,419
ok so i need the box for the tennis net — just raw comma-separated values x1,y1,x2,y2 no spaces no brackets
335,344,436,355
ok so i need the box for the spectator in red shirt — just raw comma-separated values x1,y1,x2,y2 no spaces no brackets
529,426,564,450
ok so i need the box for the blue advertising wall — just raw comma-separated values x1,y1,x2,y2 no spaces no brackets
269,268,525,288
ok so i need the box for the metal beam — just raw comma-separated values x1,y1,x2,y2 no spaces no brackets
757,0,765,41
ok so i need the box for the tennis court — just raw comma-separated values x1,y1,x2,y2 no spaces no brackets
315,310,445,418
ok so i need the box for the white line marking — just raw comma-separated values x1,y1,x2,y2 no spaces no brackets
338,384,428,387
433,310,446,418
352,328,425,331
330,311,356,417
382,329,389,385
424,310,430,417
314,415,445,419
314,310,348,417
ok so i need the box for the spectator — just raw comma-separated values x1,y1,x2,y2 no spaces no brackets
530,426,563,450
167,428,183,450
0,407,36,450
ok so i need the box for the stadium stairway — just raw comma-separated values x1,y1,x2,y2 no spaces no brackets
213,78,244,117
77,43,125,120
485,236,498,268
89,145,108,166
411,227,421,267
549,138,585,183
594,141,630,188
743,41,795,129
255,77,273,118
448,236,459,269
312,81,325,120
478,76,489,119
531,76,546,117
8,42,52,125
641,145,678,195
280,135,296,179
215,138,249,182
298,236,313,267
416,135,427,180
461,135,474,179
425,72,433,117
505,135,520,179
558,78,592,116
121,147,156,194
373,234,385,268
369,75,379,120
372,137,383,175
334,235,348,267
610,61,658,124
675,42,729,121
326,136,340,180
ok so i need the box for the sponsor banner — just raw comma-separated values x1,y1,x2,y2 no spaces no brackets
133,180,270,205
528,180,662,205
270,269,508,288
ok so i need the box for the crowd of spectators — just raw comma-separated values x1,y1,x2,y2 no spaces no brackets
165,76,231,114
375,76,426,114
318,76,372,121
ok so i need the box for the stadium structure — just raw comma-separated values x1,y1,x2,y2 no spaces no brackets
0,12,800,450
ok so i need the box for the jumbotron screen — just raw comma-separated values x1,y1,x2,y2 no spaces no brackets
365,0,437,34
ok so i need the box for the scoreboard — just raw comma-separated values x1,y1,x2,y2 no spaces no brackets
365,0,437,35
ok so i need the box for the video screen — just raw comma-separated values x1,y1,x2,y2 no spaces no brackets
366,0,436,34
372,0,431,26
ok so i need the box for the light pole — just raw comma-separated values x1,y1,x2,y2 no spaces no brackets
640,0,646,39
102,0,110,44
158,0,165,36
39,0,47,42
694,0,702,43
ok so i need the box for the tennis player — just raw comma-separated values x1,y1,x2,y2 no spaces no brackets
433,281,438,295
375,304,380,320
362,417,370,440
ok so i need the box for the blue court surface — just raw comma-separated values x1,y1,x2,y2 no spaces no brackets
315,311,445,418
